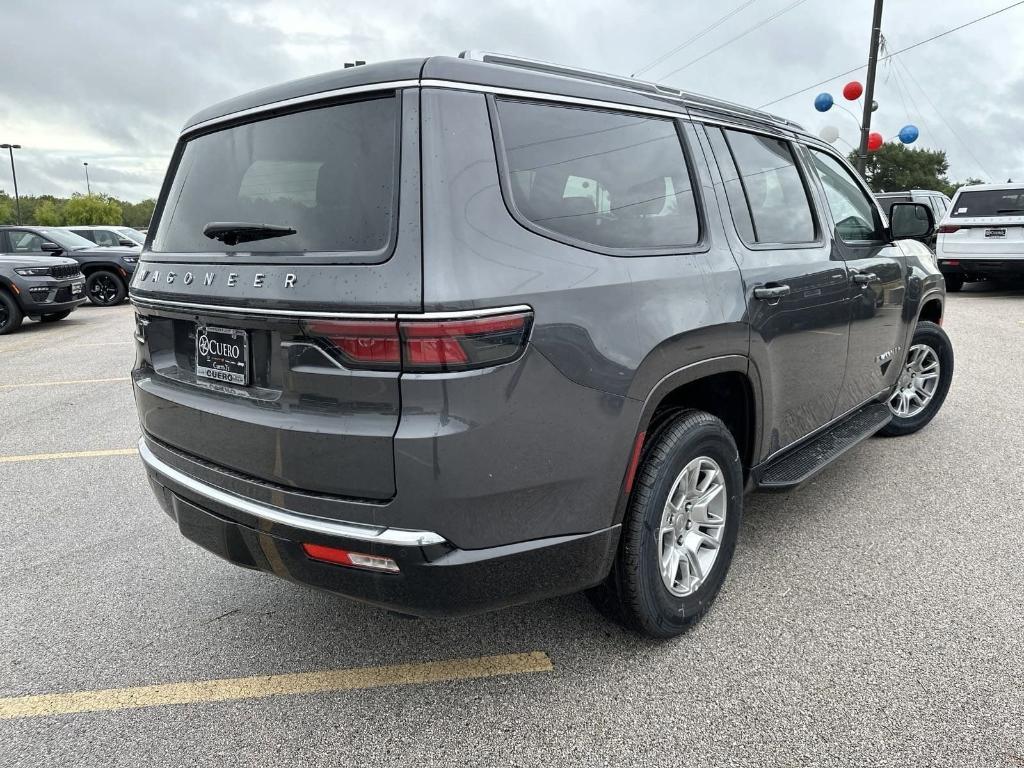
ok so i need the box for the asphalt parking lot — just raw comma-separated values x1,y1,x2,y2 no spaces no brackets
1,286,1022,768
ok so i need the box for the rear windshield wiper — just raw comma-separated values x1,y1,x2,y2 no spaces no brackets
203,221,297,246
996,208,1024,214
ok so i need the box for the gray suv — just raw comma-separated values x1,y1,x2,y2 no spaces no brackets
0,252,85,334
131,53,953,637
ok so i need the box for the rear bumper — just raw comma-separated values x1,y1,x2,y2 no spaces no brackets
139,437,619,616
938,258,1024,277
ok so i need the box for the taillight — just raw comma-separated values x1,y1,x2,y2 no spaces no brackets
937,224,960,234
303,309,532,372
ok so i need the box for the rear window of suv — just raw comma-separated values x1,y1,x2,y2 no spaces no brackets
151,95,399,258
950,188,1024,218
493,99,701,253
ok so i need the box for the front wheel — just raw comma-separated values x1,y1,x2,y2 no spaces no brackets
40,310,73,323
0,291,24,335
879,321,954,437
587,410,743,638
86,270,127,306
944,274,964,292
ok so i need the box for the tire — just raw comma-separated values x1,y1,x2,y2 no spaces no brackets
86,270,127,306
944,274,964,292
0,290,24,335
878,321,954,437
40,310,72,323
587,410,743,638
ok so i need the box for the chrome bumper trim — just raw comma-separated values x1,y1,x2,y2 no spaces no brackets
138,438,446,547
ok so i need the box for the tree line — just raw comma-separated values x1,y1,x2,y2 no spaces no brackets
847,143,985,196
0,191,156,229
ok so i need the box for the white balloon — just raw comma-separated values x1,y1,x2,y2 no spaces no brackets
819,125,840,143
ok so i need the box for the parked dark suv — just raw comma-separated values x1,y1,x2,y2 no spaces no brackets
0,252,85,334
0,226,139,306
131,53,953,637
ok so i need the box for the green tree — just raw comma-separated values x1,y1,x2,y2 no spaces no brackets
33,199,64,225
849,143,956,196
0,192,14,225
122,198,156,228
63,193,123,225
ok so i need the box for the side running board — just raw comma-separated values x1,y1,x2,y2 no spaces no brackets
756,401,892,491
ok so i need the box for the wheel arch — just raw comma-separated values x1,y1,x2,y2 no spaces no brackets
612,355,762,525
918,291,944,325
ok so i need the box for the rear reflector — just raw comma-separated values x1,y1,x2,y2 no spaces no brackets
303,310,532,372
937,225,960,234
624,431,646,495
301,543,400,573
941,260,959,266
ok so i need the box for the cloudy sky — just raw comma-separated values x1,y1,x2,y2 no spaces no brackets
1,0,1020,201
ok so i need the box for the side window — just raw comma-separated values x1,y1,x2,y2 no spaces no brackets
808,149,885,242
716,129,816,245
494,99,701,252
72,230,98,244
92,230,119,247
706,127,755,243
8,230,44,252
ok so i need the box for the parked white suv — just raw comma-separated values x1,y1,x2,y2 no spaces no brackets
936,183,1024,291
64,225,146,248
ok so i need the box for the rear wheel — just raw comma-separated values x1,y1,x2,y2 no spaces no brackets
944,274,964,292
587,410,743,638
879,321,953,436
87,270,127,306
40,310,73,323
0,290,24,335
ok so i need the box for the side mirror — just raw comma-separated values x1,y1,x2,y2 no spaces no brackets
40,242,63,253
889,202,935,241
119,239,135,247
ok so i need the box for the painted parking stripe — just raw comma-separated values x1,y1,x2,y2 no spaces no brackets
0,448,137,464
0,652,554,719
0,377,130,390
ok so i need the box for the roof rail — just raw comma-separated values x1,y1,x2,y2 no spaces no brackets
458,50,805,133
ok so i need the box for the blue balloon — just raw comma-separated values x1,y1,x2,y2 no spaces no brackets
899,124,919,144
814,92,834,112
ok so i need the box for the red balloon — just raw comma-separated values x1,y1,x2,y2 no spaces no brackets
843,81,864,100
867,132,884,151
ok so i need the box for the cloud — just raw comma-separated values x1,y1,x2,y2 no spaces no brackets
0,0,1020,200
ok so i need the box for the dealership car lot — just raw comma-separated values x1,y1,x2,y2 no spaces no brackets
1,290,1022,767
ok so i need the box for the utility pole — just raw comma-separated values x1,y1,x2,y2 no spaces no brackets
856,0,884,174
83,162,91,195
1,143,22,224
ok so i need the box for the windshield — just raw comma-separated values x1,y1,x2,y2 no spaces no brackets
951,188,1024,217
117,227,146,244
38,228,96,249
152,94,399,257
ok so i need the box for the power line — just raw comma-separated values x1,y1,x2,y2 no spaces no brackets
632,0,762,78
658,0,813,83
894,54,993,179
757,0,1024,108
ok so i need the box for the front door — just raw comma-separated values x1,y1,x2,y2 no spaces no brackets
704,126,850,456
802,147,910,417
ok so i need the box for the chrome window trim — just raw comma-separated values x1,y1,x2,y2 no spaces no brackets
177,76,807,145
139,439,447,546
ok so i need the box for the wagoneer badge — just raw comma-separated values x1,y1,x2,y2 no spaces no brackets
135,269,297,289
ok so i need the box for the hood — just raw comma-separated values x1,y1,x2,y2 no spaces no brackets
0,254,80,269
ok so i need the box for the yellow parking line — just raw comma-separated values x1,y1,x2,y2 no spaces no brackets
0,652,553,719
0,448,138,464
0,377,130,390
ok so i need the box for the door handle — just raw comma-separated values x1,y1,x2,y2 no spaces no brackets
752,284,791,300
851,272,877,285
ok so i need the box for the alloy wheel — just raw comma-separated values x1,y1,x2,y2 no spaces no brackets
657,456,728,597
888,343,940,418
90,274,120,305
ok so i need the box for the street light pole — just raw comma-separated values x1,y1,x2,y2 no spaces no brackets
0,143,22,224
856,0,884,175
83,162,91,195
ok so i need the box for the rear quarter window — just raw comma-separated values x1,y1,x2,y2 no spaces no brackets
493,99,701,254
151,95,400,259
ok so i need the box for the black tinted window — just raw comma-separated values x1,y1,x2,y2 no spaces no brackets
809,150,884,242
721,130,816,244
950,189,1024,217
495,99,700,252
152,95,399,256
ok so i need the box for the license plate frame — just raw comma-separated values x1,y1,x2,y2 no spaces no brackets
985,228,1006,238
196,325,250,386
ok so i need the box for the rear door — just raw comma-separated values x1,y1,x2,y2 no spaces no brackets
941,187,1024,260
131,88,421,502
801,146,909,416
705,126,849,454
